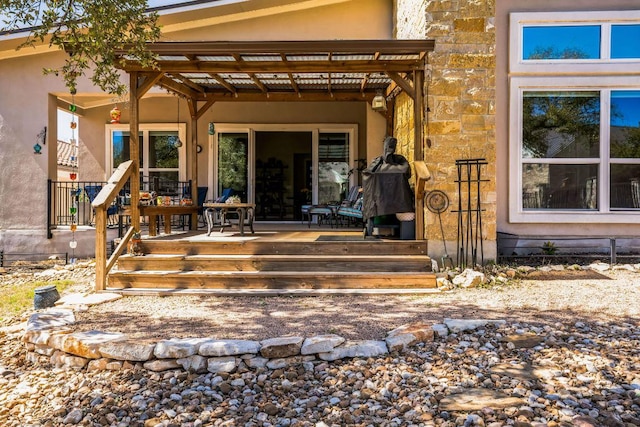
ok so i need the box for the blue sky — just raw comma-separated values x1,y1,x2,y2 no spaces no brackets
523,24,640,60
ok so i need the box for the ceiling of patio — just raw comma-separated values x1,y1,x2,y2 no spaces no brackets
114,39,434,103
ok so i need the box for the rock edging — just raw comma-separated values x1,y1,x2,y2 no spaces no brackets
22,309,506,373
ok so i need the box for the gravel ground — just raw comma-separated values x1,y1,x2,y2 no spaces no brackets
65,264,640,341
0,261,639,427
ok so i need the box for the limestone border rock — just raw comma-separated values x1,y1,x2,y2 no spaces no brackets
22,307,510,374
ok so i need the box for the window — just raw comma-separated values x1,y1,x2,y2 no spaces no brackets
510,11,640,223
522,25,601,60
510,11,640,74
106,123,186,185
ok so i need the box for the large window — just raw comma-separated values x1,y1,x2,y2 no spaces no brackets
106,123,186,185
510,11,640,223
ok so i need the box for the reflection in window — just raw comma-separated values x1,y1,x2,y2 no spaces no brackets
610,91,640,159
522,91,600,159
523,25,600,60
522,164,598,210
149,131,179,168
112,131,143,168
318,133,349,204
611,164,640,209
611,25,640,59
218,133,248,201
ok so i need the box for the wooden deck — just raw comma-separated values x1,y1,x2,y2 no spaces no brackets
107,223,437,295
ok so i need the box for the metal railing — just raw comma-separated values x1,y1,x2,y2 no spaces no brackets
0,250,68,267
47,178,193,238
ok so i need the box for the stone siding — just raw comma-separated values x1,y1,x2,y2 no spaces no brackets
394,0,497,262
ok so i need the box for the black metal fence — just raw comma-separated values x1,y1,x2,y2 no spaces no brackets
0,250,69,267
47,178,194,238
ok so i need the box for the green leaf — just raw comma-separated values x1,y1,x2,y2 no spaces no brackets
1,0,160,95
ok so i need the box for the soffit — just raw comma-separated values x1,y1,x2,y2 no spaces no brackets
114,39,433,103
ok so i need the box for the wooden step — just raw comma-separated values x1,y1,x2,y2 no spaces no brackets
117,254,432,272
107,270,437,290
139,240,428,256
107,288,441,297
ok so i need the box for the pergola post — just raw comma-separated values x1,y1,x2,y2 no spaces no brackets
188,97,199,228
129,72,141,231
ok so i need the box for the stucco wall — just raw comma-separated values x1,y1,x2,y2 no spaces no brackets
495,0,640,240
169,0,392,41
395,0,497,264
0,50,100,257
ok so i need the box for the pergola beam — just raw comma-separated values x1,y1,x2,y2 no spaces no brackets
209,73,237,95
158,75,201,99
128,39,434,55
136,72,163,99
195,91,376,102
387,72,415,100
119,61,422,74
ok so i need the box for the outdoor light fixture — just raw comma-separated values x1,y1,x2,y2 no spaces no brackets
371,90,387,112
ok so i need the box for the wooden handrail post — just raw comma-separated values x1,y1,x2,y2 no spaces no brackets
92,160,134,291
94,208,107,291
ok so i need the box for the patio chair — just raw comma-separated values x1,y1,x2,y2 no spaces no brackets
336,187,364,227
84,185,119,227
306,185,362,228
196,186,209,227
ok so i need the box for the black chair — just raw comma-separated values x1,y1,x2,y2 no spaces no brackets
84,185,118,226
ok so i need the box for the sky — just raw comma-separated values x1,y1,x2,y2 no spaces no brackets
58,110,79,143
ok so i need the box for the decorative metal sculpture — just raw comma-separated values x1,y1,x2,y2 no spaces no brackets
426,190,453,268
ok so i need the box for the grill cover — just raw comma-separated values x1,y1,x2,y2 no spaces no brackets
362,156,414,219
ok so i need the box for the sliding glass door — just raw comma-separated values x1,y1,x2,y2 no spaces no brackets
210,124,357,221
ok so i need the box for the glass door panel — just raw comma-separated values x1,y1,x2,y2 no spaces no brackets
111,131,143,169
217,132,249,201
317,133,350,205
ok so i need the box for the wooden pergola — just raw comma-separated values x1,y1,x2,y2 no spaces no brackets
113,39,434,237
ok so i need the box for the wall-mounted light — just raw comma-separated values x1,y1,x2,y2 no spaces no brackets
34,126,47,154
371,90,387,112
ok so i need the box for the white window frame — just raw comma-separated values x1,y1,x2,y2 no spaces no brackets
105,123,187,181
509,9,640,224
510,10,640,75
510,78,640,224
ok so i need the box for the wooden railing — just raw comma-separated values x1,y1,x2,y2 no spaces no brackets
91,160,134,291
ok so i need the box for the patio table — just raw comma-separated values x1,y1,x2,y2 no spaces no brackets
307,205,338,228
119,205,198,237
204,202,255,236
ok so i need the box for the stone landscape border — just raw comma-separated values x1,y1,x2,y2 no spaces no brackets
21,262,622,373
22,304,507,374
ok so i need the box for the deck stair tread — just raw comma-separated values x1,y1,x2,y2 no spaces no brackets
108,270,437,290
139,240,428,256
112,269,433,276
119,254,430,262
105,288,441,296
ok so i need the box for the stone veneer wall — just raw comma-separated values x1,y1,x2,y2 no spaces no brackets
394,0,497,262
